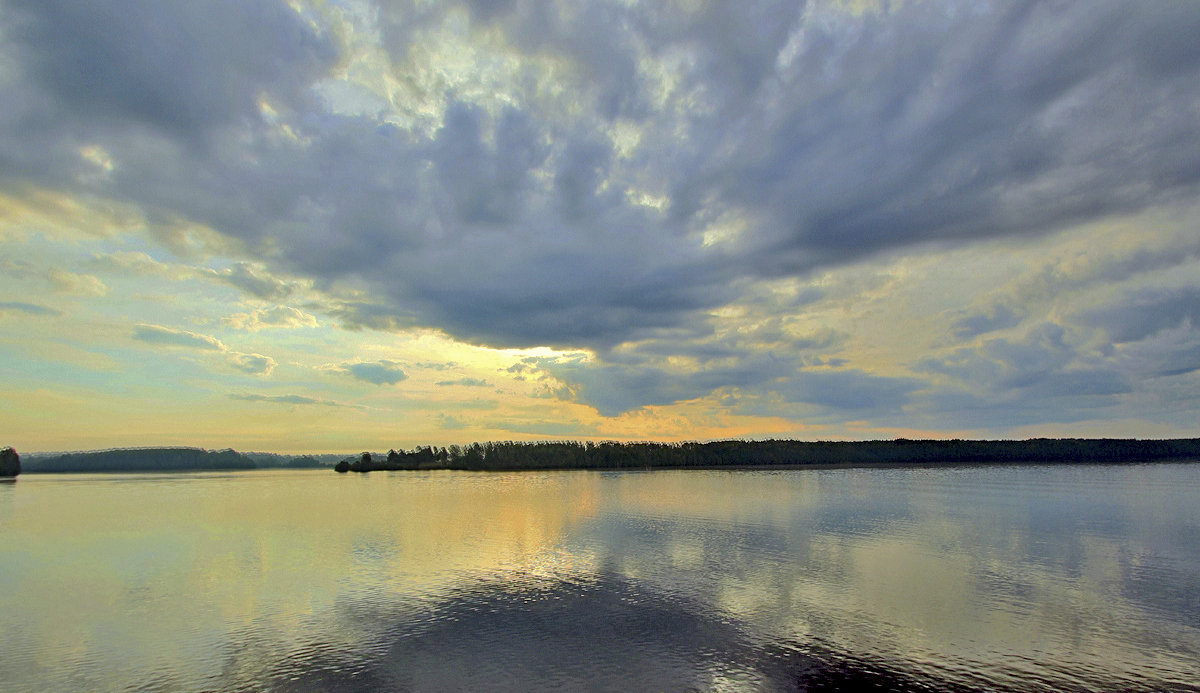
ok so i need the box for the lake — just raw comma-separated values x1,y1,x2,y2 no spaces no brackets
2,463,1198,691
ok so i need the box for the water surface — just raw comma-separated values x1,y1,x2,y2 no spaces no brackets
1,463,1198,691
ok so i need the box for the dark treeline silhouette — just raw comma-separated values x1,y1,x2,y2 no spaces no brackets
335,437,1200,472
1,447,19,477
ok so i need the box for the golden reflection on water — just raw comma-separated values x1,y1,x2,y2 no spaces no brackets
1,465,1199,691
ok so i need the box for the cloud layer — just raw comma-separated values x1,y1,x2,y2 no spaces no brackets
3,0,1200,437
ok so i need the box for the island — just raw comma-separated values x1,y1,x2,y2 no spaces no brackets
334,437,1200,472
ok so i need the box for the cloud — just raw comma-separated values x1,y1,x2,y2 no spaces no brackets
131,323,276,375
12,0,1197,353
229,393,353,408
438,414,467,430
4,1,1200,426
2,0,338,140
1074,283,1200,380
435,378,491,387
774,369,925,413
951,303,1025,340
132,324,225,351
336,360,408,386
0,301,61,317
911,319,1147,429
48,269,107,296
228,352,277,376
225,305,318,331
211,263,293,301
486,418,600,438
87,251,196,279
533,348,895,418
1085,286,1200,344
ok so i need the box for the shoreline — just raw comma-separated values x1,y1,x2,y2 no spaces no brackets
337,437,1200,473
345,457,1200,474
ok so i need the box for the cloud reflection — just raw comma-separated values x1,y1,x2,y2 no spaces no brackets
2,466,1198,692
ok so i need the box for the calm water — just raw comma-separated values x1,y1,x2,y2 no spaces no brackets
1,463,1198,692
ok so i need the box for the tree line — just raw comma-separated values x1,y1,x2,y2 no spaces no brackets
1,447,18,477
18,448,348,473
334,437,1200,473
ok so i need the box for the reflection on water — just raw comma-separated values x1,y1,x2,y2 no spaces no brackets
1,464,1198,691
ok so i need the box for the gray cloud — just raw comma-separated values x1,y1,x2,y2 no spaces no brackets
1085,286,1200,344
951,303,1025,340
0,301,61,316
533,344,916,418
212,263,293,301
438,414,467,430
339,360,408,386
132,324,225,351
912,319,1148,430
1,0,338,141
230,393,352,408
774,369,925,413
436,378,491,388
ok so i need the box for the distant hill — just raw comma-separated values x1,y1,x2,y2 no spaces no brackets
21,448,338,473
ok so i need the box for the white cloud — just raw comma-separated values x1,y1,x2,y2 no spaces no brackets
49,269,108,297
228,352,277,375
225,305,318,331
132,324,225,351
131,324,276,376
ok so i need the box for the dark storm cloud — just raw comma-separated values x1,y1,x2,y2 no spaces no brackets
690,1,1200,275
3,0,1199,415
0,0,338,141
432,103,547,225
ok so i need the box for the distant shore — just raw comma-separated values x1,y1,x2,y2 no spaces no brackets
17,448,335,474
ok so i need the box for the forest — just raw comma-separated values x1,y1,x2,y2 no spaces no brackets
335,437,1200,473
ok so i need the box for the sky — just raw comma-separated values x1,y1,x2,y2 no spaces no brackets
2,0,1199,453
